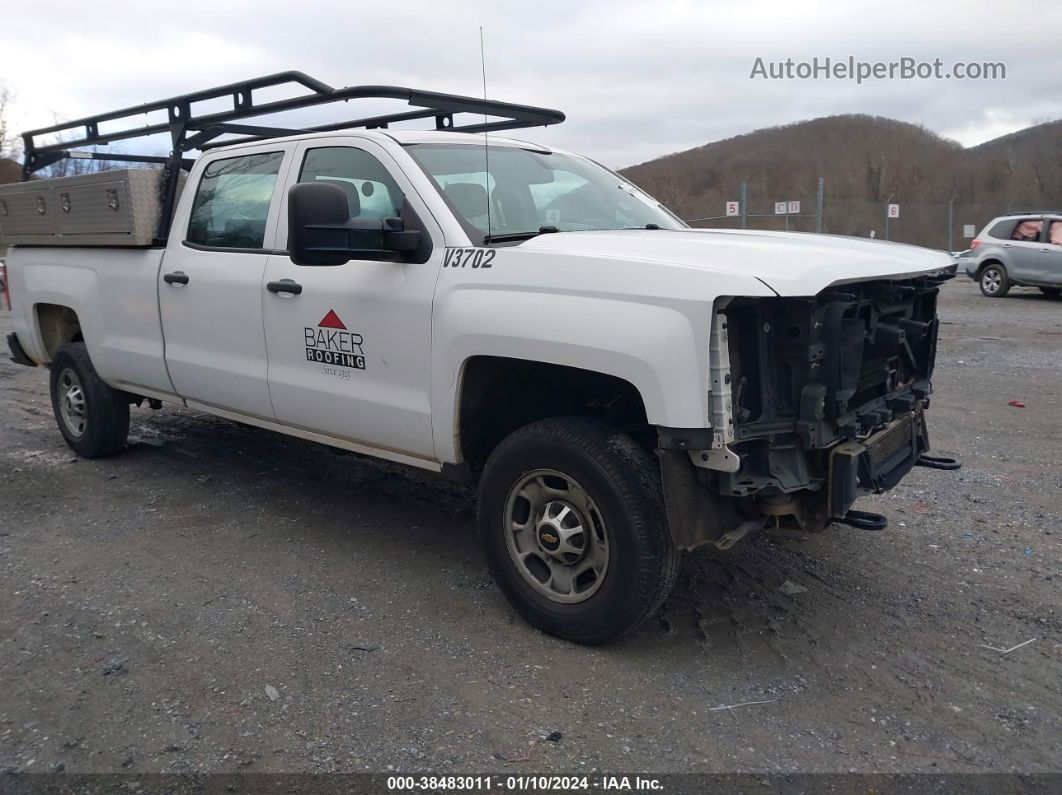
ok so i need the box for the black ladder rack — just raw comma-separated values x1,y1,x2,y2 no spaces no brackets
19,71,565,240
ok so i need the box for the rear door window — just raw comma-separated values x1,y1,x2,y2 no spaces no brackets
1049,220,1062,246
186,151,285,249
1011,219,1043,242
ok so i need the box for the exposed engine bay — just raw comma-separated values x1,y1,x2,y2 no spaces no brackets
660,271,959,549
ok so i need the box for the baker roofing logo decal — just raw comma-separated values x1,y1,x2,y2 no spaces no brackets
304,310,366,370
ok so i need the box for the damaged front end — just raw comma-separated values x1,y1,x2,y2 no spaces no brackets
661,272,960,550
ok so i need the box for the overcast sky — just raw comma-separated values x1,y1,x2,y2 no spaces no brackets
1,0,1059,168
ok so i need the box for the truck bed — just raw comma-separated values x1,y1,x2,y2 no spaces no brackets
7,246,174,397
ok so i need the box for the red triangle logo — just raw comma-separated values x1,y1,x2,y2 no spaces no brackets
318,309,347,330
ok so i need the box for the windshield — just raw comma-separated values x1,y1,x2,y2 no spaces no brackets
405,143,685,242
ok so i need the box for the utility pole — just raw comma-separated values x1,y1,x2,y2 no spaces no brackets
815,177,824,234
739,181,747,229
947,195,955,252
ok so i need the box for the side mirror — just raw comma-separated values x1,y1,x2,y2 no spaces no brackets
287,182,421,267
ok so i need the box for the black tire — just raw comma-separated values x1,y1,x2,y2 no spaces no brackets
1038,286,1061,297
979,263,1010,297
49,342,130,458
478,417,680,645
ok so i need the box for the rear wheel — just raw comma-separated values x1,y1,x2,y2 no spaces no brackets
49,342,130,458
1038,286,1061,297
478,418,680,645
979,264,1010,297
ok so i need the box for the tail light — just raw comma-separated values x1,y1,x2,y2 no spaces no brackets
970,239,981,250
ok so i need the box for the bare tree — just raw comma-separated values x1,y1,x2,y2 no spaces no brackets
0,82,21,160
639,173,693,214
35,112,122,178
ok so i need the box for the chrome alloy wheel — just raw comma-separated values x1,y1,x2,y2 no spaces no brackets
503,469,610,604
57,367,87,437
981,267,1003,294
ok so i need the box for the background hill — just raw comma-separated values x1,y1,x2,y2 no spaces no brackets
621,114,1062,249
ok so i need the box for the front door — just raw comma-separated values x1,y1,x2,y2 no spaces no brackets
159,146,290,419
261,139,441,460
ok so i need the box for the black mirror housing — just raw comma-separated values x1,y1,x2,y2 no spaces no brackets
288,182,353,266
287,182,424,267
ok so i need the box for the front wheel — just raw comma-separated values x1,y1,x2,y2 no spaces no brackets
979,264,1010,297
49,342,130,458
478,418,680,645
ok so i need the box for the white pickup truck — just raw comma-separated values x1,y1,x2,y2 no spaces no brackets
3,73,959,644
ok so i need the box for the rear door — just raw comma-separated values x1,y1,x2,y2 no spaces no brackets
261,138,442,460
159,145,291,418
1036,218,1062,286
1003,216,1045,282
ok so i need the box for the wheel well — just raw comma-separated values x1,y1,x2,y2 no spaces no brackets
977,259,1004,277
457,356,650,472
36,304,83,358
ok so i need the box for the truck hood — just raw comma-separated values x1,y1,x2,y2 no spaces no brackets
513,228,954,296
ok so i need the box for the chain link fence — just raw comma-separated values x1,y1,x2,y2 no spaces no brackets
680,182,1055,251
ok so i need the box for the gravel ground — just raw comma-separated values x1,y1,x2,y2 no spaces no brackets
0,277,1059,776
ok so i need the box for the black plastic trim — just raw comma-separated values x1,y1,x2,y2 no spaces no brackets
181,240,287,256
657,426,714,450
7,333,36,367
266,280,303,295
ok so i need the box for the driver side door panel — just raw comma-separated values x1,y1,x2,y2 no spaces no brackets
262,139,442,459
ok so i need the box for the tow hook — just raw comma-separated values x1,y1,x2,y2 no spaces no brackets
715,518,768,551
916,454,962,471
839,509,888,531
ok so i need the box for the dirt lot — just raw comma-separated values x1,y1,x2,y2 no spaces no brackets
0,277,1059,776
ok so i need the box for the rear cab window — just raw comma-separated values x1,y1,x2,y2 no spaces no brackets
186,151,285,249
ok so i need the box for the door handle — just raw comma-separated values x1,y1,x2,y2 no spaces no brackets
267,279,303,295
1002,243,1012,248
163,271,189,285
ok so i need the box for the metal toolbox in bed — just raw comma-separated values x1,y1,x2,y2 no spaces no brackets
0,168,184,247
